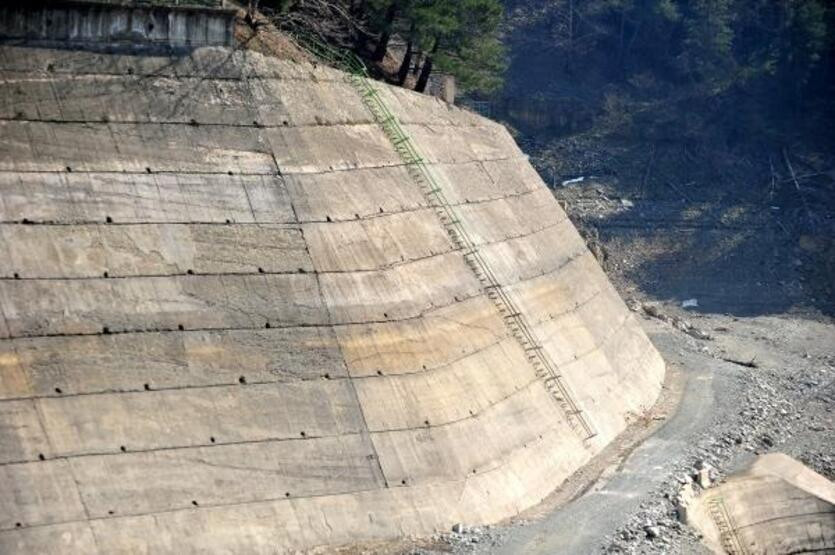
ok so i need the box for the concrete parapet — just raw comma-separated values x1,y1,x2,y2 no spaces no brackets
0,1,236,49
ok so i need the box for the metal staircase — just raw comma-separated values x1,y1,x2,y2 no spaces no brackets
290,33,596,441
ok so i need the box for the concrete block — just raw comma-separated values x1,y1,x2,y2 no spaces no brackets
0,121,275,173
0,224,311,278
69,434,383,518
0,400,51,463
0,274,326,336
0,172,294,224
0,326,345,399
0,460,87,529
284,166,426,223
37,380,365,456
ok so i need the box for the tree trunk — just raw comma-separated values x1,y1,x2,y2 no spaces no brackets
415,42,437,93
397,26,414,84
372,3,398,62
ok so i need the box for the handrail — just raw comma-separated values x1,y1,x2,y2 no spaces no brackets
288,31,596,440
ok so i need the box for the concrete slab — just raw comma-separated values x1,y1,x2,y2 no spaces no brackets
0,172,294,224
37,380,365,456
0,224,311,278
0,273,326,336
0,326,345,399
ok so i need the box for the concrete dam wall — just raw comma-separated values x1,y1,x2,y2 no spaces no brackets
0,42,665,552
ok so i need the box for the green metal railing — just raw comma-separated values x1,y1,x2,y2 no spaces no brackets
290,32,596,440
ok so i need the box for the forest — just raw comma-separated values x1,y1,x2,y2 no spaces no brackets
248,0,835,218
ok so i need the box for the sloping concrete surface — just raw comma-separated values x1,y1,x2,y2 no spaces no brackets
0,43,664,552
687,453,835,554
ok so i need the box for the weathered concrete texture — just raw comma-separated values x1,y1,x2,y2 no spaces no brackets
0,2,236,49
686,454,835,554
0,42,664,552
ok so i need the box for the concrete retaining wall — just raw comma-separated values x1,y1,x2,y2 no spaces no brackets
0,43,665,552
0,1,236,48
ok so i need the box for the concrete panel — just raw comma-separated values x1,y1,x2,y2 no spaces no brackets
335,295,505,377
0,522,97,553
0,274,326,337
687,454,835,554
476,220,587,287
370,383,569,485
455,187,566,245
303,209,452,272
0,326,345,399
405,123,518,165
379,85,487,128
355,337,534,431
0,224,311,278
284,165,426,222
0,172,293,224
70,434,383,518
319,252,481,324
0,400,51,463
0,460,86,529
0,121,275,173
37,380,364,457
267,124,401,174
430,158,535,205
0,45,251,79
0,75,261,125
251,78,370,127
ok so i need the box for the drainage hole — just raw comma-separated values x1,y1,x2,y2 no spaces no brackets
54,387,62,394
186,269,194,275
238,376,246,384
376,370,383,376
401,479,407,485
210,436,216,443
323,373,330,380
178,324,184,331
103,271,109,278
102,326,111,334
66,166,72,172
300,431,306,437
15,522,21,528
258,267,264,273
144,383,151,391
105,216,113,223
38,453,45,461
424,420,430,426
265,322,271,329
285,492,290,497
191,500,199,507
145,167,152,174
13,273,20,279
